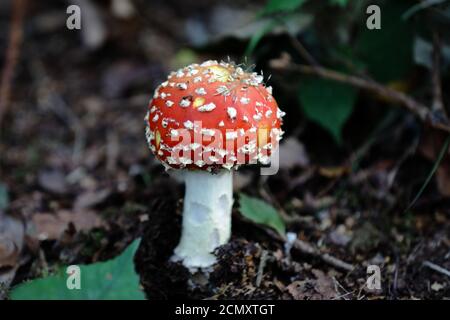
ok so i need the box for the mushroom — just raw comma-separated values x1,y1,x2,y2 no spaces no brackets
145,60,285,269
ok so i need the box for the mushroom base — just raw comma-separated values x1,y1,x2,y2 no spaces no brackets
173,169,233,269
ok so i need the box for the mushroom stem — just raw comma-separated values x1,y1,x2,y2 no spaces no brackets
173,169,233,269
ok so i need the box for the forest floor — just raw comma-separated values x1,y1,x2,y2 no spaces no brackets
0,0,449,300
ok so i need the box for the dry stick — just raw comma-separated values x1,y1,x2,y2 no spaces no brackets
271,62,450,134
264,228,355,272
0,0,27,127
255,250,268,287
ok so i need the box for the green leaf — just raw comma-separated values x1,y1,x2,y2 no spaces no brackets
239,193,286,236
262,0,307,15
0,183,9,211
298,77,357,144
329,0,350,7
245,19,280,56
355,1,414,82
11,239,145,300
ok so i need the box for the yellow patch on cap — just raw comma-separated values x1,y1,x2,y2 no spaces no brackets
193,97,205,108
208,65,231,82
155,130,161,149
257,127,269,147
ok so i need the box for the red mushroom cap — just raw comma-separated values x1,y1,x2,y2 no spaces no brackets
145,60,285,171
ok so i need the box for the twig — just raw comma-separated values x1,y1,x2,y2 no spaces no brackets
255,250,268,287
431,31,446,116
404,134,450,213
0,0,27,127
422,260,450,278
289,36,319,67
264,228,355,272
270,55,450,134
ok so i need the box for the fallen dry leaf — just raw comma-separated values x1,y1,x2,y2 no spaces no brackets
279,137,310,170
74,188,111,209
32,210,104,240
38,170,69,195
0,214,25,289
286,269,337,300
431,282,444,291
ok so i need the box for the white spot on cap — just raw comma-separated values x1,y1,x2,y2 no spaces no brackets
195,160,205,167
253,113,262,121
176,70,185,78
190,143,201,150
188,69,199,76
240,97,250,105
227,107,237,120
180,98,191,108
217,149,228,157
216,86,229,95
167,157,177,164
201,128,216,136
176,83,188,90
184,120,194,129
201,60,218,67
265,110,273,118
166,100,174,107
195,87,207,95
179,157,193,165
193,76,202,83
259,154,270,164
198,102,216,112
253,74,263,84
277,107,286,119
223,163,234,170
218,120,225,127
152,114,159,122
226,131,238,140
160,92,170,99
209,156,219,163
170,129,179,138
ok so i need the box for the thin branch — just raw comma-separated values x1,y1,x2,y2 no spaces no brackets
270,55,450,133
264,228,355,272
0,0,27,127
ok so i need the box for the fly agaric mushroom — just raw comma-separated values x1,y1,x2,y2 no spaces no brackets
145,60,285,268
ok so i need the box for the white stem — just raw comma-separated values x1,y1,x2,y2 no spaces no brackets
173,170,233,269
